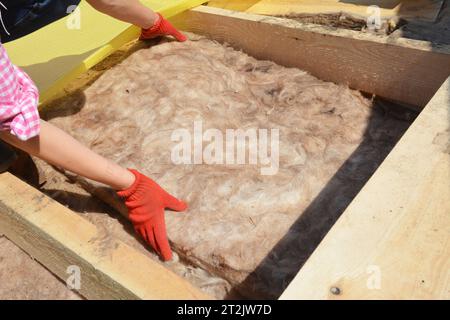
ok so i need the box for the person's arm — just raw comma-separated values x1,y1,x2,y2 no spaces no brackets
0,43,186,261
86,0,157,29
86,0,187,41
1,120,134,190
1,120,187,261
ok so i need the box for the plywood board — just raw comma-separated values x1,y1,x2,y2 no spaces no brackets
4,0,206,104
207,0,444,22
281,77,450,300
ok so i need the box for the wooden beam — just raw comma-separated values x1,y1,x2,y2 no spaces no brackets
0,172,211,300
172,6,450,108
208,0,445,22
280,77,450,300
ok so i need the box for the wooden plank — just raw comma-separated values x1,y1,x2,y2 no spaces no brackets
280,77,450,300
0,172,211,300
207,0,445,22
171,6,450,108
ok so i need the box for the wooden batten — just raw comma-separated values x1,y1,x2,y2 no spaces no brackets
0,172,211,300
171,6,450,109
281,77,450,300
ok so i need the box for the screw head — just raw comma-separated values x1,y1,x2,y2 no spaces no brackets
330,286,341,295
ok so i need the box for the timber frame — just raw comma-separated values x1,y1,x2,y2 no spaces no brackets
0,6,449,299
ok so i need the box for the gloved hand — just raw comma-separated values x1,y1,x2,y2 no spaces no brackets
117,169,187,261
140,13,187,42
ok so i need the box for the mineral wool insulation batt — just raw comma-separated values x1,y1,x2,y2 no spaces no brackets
46,34,412,299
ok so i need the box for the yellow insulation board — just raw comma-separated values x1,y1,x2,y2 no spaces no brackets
4,0,205,104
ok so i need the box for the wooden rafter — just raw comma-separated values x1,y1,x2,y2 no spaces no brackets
171,6,450,108
0,172,211,300
281,77,450,299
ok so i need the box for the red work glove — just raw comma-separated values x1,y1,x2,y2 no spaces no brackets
117,169,187,261
140,13,187,42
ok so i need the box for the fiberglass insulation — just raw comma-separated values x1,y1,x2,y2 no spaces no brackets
46,34,411,298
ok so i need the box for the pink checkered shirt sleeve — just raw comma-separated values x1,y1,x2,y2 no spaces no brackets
0,44,40,141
